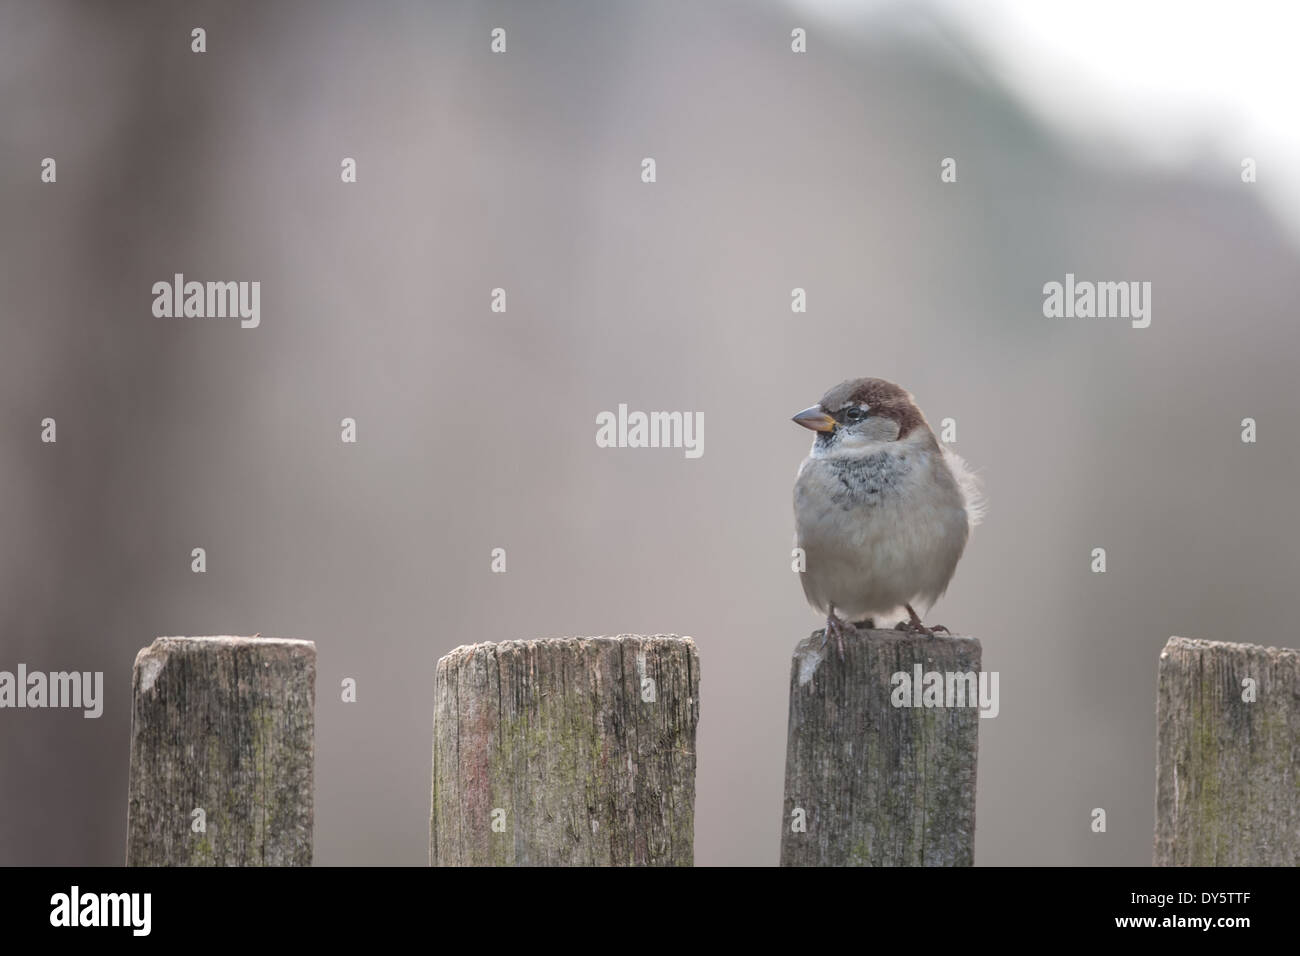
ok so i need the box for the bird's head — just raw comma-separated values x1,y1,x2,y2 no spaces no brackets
792,377,926,455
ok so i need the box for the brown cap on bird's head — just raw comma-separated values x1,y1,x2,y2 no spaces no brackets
793,377,925,438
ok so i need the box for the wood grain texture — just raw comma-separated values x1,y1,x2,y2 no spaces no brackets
780,628,981,866
1154,636,1300,866
126,636,315,866
430,635,699,866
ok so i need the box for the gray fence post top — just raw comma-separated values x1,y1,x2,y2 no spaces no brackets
1163,635,1299,657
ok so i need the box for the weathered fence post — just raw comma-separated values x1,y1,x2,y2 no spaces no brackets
126,636,316,866
1154,636,1300,866
780,627,982,866
430,635,699,866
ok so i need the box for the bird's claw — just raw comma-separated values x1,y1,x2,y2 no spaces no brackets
894,619,950,637
895,604,949,636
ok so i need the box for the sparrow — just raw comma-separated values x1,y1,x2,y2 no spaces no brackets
792,377,983,653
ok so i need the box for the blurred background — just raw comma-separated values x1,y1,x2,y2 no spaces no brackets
2,0,1298,866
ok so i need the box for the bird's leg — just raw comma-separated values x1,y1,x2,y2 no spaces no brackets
895,605,925,633
821,604,849,659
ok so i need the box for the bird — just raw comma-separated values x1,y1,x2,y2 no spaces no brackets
791,377,983,654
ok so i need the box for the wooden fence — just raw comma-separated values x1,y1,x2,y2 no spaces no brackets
1154,636,1299,866
125,636,315,866
122,631,1296,865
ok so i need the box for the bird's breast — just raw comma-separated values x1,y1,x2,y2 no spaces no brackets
822,450,913,508
794,447,967,589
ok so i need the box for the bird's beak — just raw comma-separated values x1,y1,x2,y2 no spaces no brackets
792,406,836,432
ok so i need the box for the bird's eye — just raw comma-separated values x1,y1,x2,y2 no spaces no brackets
842,407,866,423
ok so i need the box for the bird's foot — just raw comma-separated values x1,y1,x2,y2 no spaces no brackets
897,622,950,635
894,604,947,637
821,607,851,659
